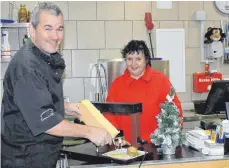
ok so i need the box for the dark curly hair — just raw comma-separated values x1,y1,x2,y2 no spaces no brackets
121,40,151,66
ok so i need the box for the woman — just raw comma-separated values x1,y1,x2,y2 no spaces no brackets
104,40,182,144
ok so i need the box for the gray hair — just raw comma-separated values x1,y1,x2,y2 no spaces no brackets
31,2,63,29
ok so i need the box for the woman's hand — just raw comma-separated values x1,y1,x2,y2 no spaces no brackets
65,102,82,118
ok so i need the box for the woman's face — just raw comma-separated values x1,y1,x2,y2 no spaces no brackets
125,51,147,79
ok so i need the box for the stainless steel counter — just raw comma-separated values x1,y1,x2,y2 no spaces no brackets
63,143,229,168
183,113,226,122
68,155,229,168
63,110,228,168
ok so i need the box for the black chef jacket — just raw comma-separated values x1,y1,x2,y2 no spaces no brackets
1,43,66,168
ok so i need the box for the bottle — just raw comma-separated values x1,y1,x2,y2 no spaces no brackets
204,60,209,75
1,31,11,59
23,33,29,45
27,10,31,22
11,2,18,22
18,4,27,23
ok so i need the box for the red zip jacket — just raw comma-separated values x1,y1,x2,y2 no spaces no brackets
104,65,183,143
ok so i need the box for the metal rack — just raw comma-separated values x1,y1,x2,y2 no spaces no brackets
1,23,29,63
0,23,29,28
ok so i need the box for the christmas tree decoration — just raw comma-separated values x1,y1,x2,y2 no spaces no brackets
150,86,185,154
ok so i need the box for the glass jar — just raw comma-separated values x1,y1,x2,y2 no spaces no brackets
18,4,27,23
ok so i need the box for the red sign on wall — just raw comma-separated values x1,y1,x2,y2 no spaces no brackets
193,72,222,93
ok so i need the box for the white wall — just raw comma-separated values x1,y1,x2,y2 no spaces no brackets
1,1,229,109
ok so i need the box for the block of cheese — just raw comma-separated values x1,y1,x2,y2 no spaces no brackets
79,99,119,138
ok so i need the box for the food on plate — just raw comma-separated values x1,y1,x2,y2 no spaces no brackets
107,153,126,159
127,146,138,157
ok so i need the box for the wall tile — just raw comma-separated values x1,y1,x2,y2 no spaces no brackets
204,21,221,30
204,1,229,20
63,78,84,102
125,1,151,20
133,21,159,51
99,49,122,60
178,1,203,20
151,1,178,20
97,2,124,20
52,1,69,20
1,1,10,19
223,75,229,79
185,48,202,75
188,21,199,48
177,75,191,102
72,50,99,77
62,50,72,78
5,28,19,51
219,64,229,74
1,63,9,80
68,2,96,20
77,21,105,49
184,21,189,48
63,21,77,49
106,21,132,49
159,21,183,29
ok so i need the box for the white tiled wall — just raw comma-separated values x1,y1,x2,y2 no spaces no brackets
125,1,151,20
63,21,77,49
63,78,84,102
68,2,96,20
97,2,124,20
77,21,105,49
105,21,132,49
1,1,229,108
72,50,99,77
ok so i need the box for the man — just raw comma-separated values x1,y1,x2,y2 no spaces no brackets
1,2,112,168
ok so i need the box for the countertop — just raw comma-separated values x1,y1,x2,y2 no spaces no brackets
61,142,229,168
63,110,228,167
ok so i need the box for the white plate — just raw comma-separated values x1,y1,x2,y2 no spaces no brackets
102,148,147,161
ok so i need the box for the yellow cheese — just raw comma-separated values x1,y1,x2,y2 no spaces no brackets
80,99,119,138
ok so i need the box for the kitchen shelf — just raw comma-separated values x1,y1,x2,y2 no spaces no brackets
0,23,29,28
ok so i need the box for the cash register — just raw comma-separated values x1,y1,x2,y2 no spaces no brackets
193,80,229,130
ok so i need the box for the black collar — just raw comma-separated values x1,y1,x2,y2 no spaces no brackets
31,43,66,70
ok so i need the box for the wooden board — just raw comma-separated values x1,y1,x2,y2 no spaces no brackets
78,101,119,138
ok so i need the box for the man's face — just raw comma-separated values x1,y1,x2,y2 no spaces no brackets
125,51,147,79
30,11,64,54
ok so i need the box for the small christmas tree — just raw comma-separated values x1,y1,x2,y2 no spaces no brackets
150,86,185,148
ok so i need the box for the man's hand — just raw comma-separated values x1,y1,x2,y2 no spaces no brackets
65,102,82,118
86,127,113,147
